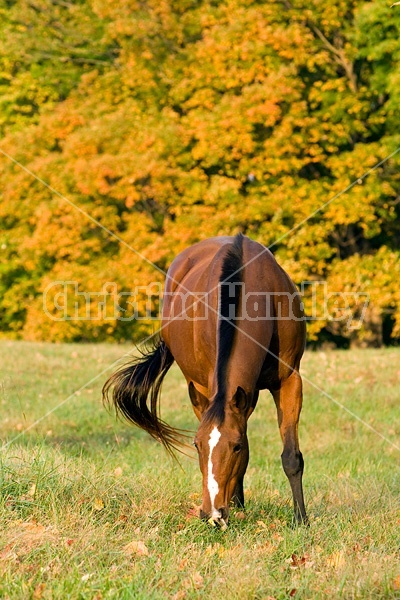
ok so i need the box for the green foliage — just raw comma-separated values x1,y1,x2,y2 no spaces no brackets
0,0,399,343
0,0,115,134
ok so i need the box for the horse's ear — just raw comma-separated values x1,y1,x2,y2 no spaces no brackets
231,386,250,414
188,382,208,412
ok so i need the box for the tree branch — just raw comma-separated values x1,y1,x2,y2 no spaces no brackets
281,0,358,93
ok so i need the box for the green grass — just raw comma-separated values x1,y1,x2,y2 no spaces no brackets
0,341,399,599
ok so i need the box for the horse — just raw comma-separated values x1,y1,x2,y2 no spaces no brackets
103,233,307,528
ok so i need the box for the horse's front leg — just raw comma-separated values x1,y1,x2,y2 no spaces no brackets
231,477,245,508
230,389,259,510
272,372,307,524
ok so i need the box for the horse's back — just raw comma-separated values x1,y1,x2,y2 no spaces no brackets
161,235,305,392
162,237,234,387
164,235,283,295
164,236,235,293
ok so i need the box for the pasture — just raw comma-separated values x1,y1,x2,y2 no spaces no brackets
0,340,399,599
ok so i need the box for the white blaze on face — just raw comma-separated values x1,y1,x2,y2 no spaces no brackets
207,426,221,519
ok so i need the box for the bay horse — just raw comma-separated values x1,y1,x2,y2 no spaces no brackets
103,234,307,528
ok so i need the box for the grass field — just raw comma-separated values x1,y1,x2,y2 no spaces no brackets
0,340,399,599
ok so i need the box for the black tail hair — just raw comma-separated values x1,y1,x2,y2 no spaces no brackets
203,233,244,425
102,338,187,456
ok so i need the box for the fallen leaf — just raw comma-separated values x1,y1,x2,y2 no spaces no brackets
114,467,123,478
19,494,33,503
192,572,204,589
21,522,46,534
182,577,191,590
182,572,204,590
289,589,297,597
185,506,200,520
326,551,345,569
393,575,400,590
149,526,159,536
288,553,311,569
118,514,128,523
205,543,225,557
81,573,93,582
0,545,17,562
28,484,36,497
33,583,46,599
256,519,269,532
93,498,104,511
256,520,267,529
123,540,149,557
290,554,305,568
172,591,186,600
235,511,246,520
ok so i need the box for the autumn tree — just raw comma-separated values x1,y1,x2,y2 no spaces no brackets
0,0,399,345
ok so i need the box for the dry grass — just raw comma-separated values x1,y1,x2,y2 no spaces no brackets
0,341,399,599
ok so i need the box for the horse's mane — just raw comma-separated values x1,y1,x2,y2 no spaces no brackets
203,233,244,425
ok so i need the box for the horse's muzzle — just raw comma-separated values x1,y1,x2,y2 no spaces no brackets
200,506,229,530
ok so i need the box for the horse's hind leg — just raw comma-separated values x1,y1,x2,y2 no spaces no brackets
272,372,307,524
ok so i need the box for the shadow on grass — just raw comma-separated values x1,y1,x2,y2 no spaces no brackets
244,497,297,524
2,409,197,457
3,428,141,459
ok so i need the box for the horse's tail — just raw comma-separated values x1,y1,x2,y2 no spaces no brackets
204,233,244,425
102,338,186,455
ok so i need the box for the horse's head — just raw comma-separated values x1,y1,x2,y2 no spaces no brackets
189,383,253,528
